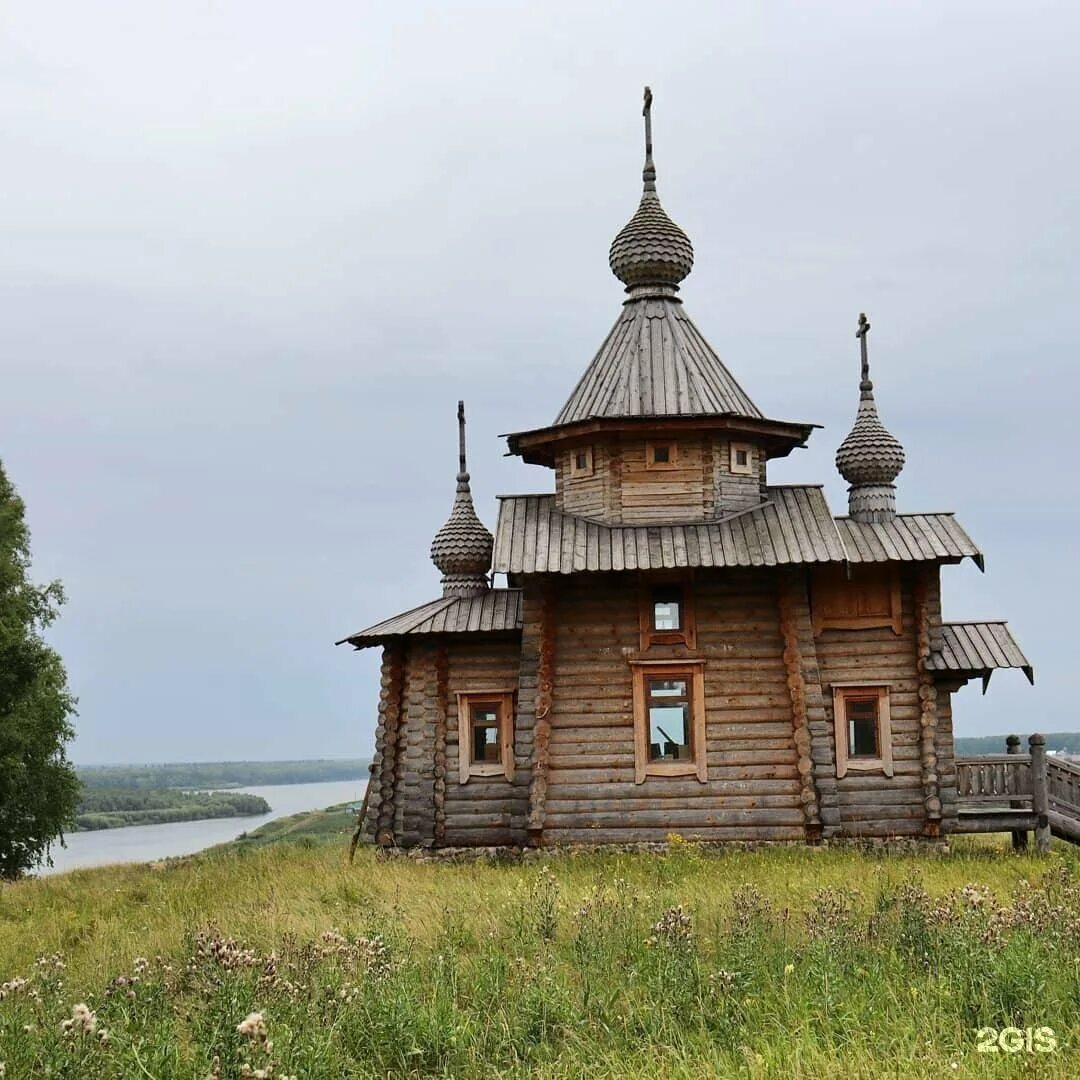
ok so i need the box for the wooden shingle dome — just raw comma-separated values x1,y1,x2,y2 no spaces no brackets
430,402,493,596
608,87,694,292
836,314,906,521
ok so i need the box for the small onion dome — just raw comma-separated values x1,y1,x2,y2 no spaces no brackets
430,402,493,597
609,86,694,292
835,396,906,487
609,191,694,290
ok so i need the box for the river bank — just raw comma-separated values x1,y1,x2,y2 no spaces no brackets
42,779,366,874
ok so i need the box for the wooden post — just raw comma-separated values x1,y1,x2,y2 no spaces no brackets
1029,733,1051,854
1006,734,1027,852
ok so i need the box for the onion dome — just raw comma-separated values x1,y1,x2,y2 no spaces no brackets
836,313,906,521
609,87,694,292
430,401,493,597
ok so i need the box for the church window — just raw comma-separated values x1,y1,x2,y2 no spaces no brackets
639,579,697,649
730,441,754,475
570,446,594,477
646,440,678,469
457,691,515,782
630,661,707,783
832,685,893,778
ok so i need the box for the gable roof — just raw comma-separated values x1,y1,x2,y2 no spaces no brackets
926,621,1033,685
492,486,983,576
554,297,764,425
337,589,523,650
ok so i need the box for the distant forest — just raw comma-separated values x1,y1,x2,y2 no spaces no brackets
955,733,1080,755
77,759,371,791
76,789,270,831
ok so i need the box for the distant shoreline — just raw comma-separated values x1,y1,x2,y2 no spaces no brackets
77,758,371,792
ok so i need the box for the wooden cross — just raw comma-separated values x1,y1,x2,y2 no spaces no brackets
856,312,871,388
642,86,655,189
457,400,467,477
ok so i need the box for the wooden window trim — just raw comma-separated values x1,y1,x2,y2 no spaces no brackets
639,579,697,650
569,446,594,478
456,690,515,783
812,567,903,637
832,684,893,779
645,440,679,471
729,441,754,476
630,660,707,784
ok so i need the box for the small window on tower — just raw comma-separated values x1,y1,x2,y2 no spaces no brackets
730,442,754,475
570,446,594,477
646,441,677,470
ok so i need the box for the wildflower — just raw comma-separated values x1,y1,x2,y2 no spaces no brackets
98,1028,110,1048
61,1002,97,1036
783,963,795,976
237,1012,268,1041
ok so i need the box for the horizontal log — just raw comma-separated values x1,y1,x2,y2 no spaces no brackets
546,778,801,800
544,808,806,828
543,826,805,843
544,794,801,814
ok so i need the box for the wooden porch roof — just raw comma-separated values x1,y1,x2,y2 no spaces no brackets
338,589,523,650
927,621,1034,685
492,486,983,575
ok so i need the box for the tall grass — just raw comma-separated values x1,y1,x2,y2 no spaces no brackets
0,838,1077,1077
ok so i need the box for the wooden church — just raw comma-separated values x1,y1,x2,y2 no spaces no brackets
340,90,1033,849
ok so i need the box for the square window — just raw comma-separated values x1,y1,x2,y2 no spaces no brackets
631,662,707,783
652,587,682,631
457,692,515,782
639,580,696,649
569,446,594,477
646,440,678,470
730,441,754,475
832,686,893,778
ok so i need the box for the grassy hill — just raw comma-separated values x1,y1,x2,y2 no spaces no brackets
0,839,1077,1076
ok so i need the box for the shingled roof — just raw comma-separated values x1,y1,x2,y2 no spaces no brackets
926,621,1033,686
337,589,523,650
554,297,765,425
492,486,983,576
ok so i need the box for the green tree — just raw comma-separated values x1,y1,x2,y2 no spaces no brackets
0,459,79,876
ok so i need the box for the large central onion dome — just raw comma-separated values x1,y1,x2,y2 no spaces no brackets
609,87,694,292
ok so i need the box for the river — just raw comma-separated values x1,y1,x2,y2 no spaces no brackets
40,779,367,875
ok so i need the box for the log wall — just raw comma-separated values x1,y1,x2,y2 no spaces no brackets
815,566,954,837
541,570,806,844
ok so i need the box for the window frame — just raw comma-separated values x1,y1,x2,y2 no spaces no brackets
645,440,679,471
456,690,515,783
639,578,697,650
729,441,755,476
569,445,594,478
831,684,894,778
630,660,707,784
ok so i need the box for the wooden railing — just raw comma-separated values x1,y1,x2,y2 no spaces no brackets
1048,755,1080,818
955,754,1033,803
955,734,1051,852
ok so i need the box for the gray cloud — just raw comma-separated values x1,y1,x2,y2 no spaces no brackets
1,1,1075,762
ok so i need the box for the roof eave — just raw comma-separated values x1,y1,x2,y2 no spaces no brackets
504,414,819,466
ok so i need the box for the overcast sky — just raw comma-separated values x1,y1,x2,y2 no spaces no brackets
2,2,1076,763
